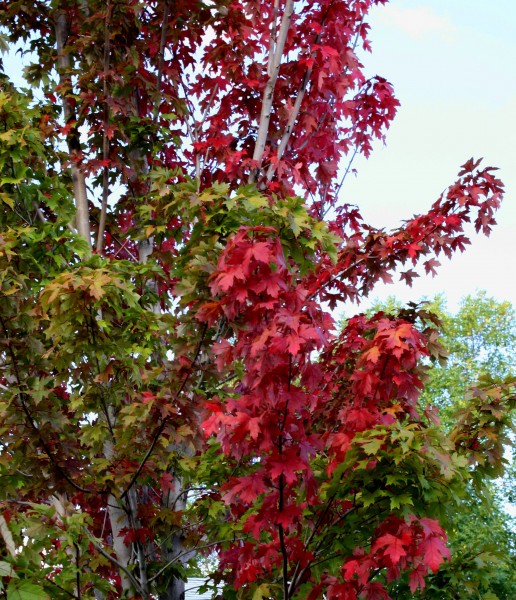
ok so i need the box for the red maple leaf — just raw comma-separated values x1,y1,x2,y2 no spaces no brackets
268,452,308,485
400,269,419,286
159,472,175,493
409,566,428,594
250,241,272,263
373,533,407,565
420,536,450,572
225,473,268,504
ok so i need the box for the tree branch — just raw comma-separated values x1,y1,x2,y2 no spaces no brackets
148,536,246,584
96,0,111,254
120,322,208,498
54,10,91,247
84,528,143,594
250,0,294,182
74,542,82,599
0,315,92,495
155,0,170,113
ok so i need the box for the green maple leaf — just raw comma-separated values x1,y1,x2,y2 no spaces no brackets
7,581,49,600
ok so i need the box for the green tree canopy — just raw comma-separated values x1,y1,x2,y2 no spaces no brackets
369,292,516,599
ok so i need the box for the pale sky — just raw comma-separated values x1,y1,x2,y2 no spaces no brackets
343,0,516,313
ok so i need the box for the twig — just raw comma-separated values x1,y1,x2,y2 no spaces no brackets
155,0,170,112
322,145,359,218
33,201,48,223
148,536,245,584
74,542,82,599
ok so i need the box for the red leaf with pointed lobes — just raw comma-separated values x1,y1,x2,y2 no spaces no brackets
160,472,175,493
274,502,303,529
360,345,381,365
120,527,153,546
372,533,408,565
423,257,440,276
267,448,310,485
409,565,428,594
224,473,268,505
420,535,450,572
407,242,422,262
249,241,273,263
361,582,392,599
211,264,246,293
400,269,419,286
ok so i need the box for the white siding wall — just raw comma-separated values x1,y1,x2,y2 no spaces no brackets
185,577,215,600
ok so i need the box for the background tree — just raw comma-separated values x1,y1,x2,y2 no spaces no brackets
368,293,516,599
0,1,512,599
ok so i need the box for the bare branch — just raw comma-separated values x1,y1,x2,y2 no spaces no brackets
55,10,91,247
250,0,294,182
84,528,143,594
148,537,246,584
96,1,112,254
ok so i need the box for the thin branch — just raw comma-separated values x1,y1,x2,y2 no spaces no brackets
84,528,143,594
250,0,294,182
96,0,112,253
0,315,92,495
265,0,336,183
127,487,150,595
308,194,471,303
154,0,170,119
268,0,280,77
148,536,246,584
196,83,219,182
55,10,91,247
120,323,208,498
266,6,363,207
288,490,339,595
45,580,77,600
278,355,294,599
33,201,48,223
265,64,312,183
32,198,76,234
74,542,82,600
178,78,202,182
322,145,359,218
277,463,289,599
110,234,139,262
279,522,289,599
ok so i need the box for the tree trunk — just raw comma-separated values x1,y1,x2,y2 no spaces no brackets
159,479,189,600
54,10,91,246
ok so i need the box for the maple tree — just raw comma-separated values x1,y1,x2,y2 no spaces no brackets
0,1,513,599
369,294,516,599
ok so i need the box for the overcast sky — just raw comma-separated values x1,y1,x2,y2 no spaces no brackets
342,0,516,313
